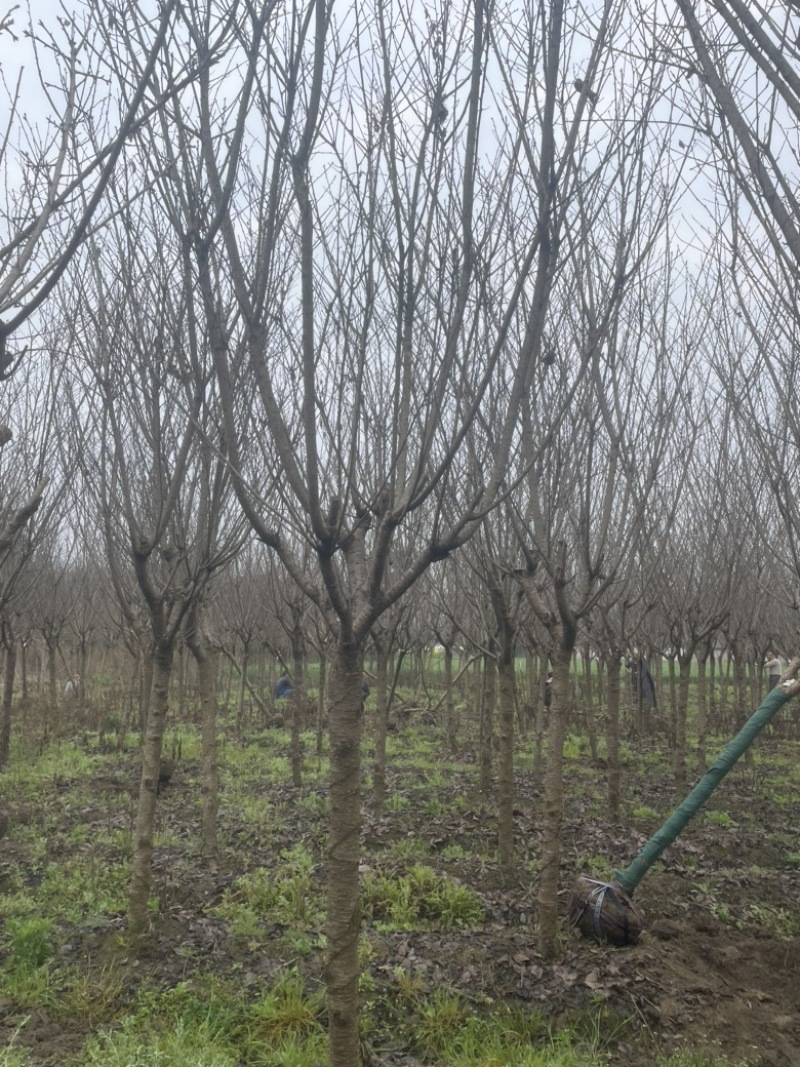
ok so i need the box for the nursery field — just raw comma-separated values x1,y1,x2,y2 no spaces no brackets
1,708,799,1067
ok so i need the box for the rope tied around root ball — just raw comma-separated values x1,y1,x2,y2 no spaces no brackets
568,876,643,946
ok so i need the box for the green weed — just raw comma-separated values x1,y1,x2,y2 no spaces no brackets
631,805,659,819
388,837,430,862
219,905,263,940
415,989,466,1055
2,743,96,788
214,844,323,927
79,1020,238,1067
575,855,614,880
53,965,125,1023
362,864,483,929
412,998,609,1066
1,918,57,1010
390,964,428,1002
441,842,469,861
239,972,325,1062
741,903,800,939
295,790,327,816
38,857,129,922
0,1019,30,1066
4,917,55,972
703,811,734,827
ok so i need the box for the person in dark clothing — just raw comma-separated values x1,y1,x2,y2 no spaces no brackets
764,650,782,692
361,679,370,705
273,673,293,699
627,656,657,709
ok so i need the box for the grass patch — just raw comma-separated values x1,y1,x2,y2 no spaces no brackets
213,844,323,928
362,865,483,930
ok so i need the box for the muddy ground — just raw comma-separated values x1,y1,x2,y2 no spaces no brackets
1,726,799,1066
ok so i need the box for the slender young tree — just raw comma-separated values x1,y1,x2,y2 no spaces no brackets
61,180,242,938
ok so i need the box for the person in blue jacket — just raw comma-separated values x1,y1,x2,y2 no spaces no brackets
273,673,293,699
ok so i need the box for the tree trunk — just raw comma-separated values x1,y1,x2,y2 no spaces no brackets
478,653,496,793
445,645,457,753
236,644,249,741
696,648,709,774
140,648,154,734
127,641,173,941
0,631,16,769
47,640,57,736
708,648,718,729
78,640,88,712
371,636,390,816
186,613,219,862
20,640,27,701
175,642,186,717
496,648,515,873
605,651,622,821
595,654,605,709
720,650,731,713
674,652,693,791
326,639,364,1067
581,641,597,759
667,654,677,745
290,633,306,787
731,643,753,770
316,652,327,758
537,645,571,958
534,653,549,777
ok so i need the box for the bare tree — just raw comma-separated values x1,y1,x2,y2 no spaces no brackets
129,2,618,1057
672,1,800,635
60,172,242,938
98,0,702,1056
0,1,190,370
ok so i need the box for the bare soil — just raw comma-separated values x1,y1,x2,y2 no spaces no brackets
1,727,799,1066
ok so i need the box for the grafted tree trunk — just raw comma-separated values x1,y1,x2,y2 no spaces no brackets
0,628,16,769
290,630,305,787
708,648,718,729
371,631,390,816
139,647,154,734
604,649,622,820
316,652,327,758
326,639,365,1067
533,652,550,777
730,639,753,770
236,642,249,741
485,568,518,875
444,643,457,753
666,653,677,745
674,652,693,791
478,653,496,793
537,643,572,957
128,641,173,941
496,648,516,873
46,638,57,735
186,607,219,862
696,644,710,774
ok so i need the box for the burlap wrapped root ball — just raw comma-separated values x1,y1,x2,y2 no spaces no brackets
568,876,643,946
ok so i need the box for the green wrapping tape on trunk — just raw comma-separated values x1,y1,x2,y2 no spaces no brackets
613,684,792,894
